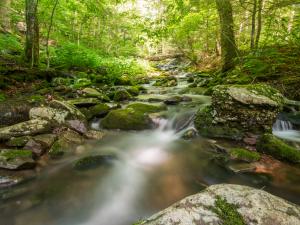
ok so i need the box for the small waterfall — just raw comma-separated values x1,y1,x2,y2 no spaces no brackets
273,119,293,131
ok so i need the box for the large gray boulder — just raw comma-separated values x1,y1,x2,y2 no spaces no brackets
142,184,300,225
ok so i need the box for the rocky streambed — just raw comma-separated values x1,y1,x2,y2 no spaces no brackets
0,59,300,225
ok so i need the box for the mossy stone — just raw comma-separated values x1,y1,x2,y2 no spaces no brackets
6,136,31,147
81,103,110,120
0,149,35,170
256,134,300,163
113,90,132,102
229,148,261,162
126,103,166,114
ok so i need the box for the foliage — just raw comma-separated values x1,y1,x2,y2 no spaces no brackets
0,34,22,54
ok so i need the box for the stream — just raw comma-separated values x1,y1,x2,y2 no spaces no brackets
0,70,300,225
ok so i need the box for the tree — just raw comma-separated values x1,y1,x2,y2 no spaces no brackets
0,0,11,32
216,0,238,72
25,0,39,67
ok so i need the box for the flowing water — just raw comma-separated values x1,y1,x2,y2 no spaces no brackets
1,71,300,225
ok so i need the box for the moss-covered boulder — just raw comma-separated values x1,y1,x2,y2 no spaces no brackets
0,149,36,170
126,103,167,114
113,90,132,102
229,148,261,162
80,103,110,120
257,134,300,163
73,155,115,171
195,84,284,139
101,108,154,130
126,86,140,96
29,107,69,124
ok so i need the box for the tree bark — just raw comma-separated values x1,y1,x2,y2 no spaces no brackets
46,0,59,69
255,0,263,48
250,0,257,49
25,0,39,67
0,0,11,32
216,0,238,72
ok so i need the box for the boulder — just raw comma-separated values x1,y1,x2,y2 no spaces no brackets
29,107,69,124
49,100,86,120
257,134,300,163
0,149,36,170
80,103,110,120
142,184,300,225
101,108,154,130
0,119,52,140
66,120,88,134
195,84,284,140
113,90,132,102
82,87,102,97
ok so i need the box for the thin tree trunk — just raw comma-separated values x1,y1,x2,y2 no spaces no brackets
216,0,238,72
250,0,257,49
46,0,59,69
255,0,263,48
0,0,11,32
25,0,39,67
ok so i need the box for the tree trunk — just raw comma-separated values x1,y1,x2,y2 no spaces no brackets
216,0,238,72
46,0,59,69
0,0,11,32
25,0,39,67
255,0,263,48
250,0,257,49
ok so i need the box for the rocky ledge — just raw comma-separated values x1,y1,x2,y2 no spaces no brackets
141,184,300,225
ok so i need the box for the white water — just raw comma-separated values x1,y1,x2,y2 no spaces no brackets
273,119,300,143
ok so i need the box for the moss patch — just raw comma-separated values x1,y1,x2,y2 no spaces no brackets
113,90,132,102
127,103,166,114
0,149,32,160
257,134,300,163
230,148,261,162
212,196,246,225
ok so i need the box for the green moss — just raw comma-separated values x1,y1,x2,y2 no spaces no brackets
101,108,153,130
257,134,300,163
81,103,110,120
0,149,32,160
212,196,246,225
6,136,30,147
113,90,132,102
48,140,65,158
230,148,261,162
0,93,6,102
127,103,166,114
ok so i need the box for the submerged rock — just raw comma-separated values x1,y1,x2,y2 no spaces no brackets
0,149,35,170
73,155,115,170
101,108,154,130
257,134,300,163
0,119,52,140
195,84,284,140
142,184,300,225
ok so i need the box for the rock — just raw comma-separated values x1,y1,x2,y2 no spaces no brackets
0,149,36,170
6,136,31,147
32,134,57,149
142,184,300,225
67,98,100,107
0,119,52,140
0,174,27,188
66,120,88,134
101,108,154,130
115,75,133,85
181,128,197,139
113,90,132,102
126,103,167,114
82,87,102,97
227,162,257,173
126,86,140,96
84,130,106,140
195,84,284,140
49,100,86,120
73,155,115,171
49,130,85,158
164,96,183,105
153,76,178,87
24,139,47,157
257,134,300,163
80,103,110,120
29,107,69,124
229,148,261,162
0,100,34,126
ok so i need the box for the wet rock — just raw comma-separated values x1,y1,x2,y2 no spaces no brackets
195,84,284,140
0,174,26,188
257,134,300,163
6,136,31,147
0,100,34,126
73,155,115,171
113,90,132,102
0,119,52,140
181,128,197,140
101,108,154,130
142,184,300,225
0,149,36,170
67,98,100,107
84,130,106,140
49,130,85,158
29,107,69,124
80,103,110,120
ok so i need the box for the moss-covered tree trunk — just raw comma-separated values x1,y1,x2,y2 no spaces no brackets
25,0,39,67
0,0,11,32
216,0,238,72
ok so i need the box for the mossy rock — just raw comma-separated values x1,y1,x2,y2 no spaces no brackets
80,103,110,120
0,149,36,170
153,76,178,87
256,134,300,163
126,86,140,96
67,98,100,107
113,90,132,102
126,103,167,114
101,108,154,130
73,155,115,171
229,148,261,162
6,136,31,147
115,75,133,86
